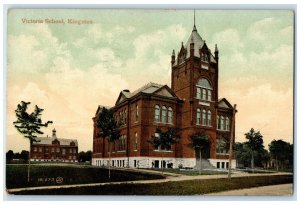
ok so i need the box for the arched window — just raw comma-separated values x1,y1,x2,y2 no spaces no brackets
124,109,127,124
226,117,230,131
168,107,173,124
207,110,212,126
135,104,138,122
196,78,213,101
134,132,138,150
196,109,201,125
221,116,224,130
154,105,160,122
162,106,167,123
202,110,206,126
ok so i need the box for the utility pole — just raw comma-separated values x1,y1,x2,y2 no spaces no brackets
228,104,237,179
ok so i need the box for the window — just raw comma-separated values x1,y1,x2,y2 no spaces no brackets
207,110,212,126
208,90,212,101
202,110,206,126
217,116,221,130
73,149,76,153
34,147,37,152
196,109,201,125
51,147,55,153
196,87,201,99
162,106,167,123
154,133,159,150
45,148,48,153
62,149,66,155
154,105,160,122
69,148,72,153
134,133,138,150
196,78,213,101
201,53,209,62
226,117,230,131
118,135,126,151
203,89,207,100
39,147,42,152
56,148,60,153
73,156,76,160
135,104,138,122
168,107,173,124
221,116,225,130
124,109,127,124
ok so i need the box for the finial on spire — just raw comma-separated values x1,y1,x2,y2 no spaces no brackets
194,9,195,27
172,49,175,56
193,9,197,32
215,44,219,52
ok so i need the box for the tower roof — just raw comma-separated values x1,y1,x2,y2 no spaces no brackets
184,26,204,58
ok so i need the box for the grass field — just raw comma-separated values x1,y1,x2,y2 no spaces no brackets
6,164,165,189
10,175,293,195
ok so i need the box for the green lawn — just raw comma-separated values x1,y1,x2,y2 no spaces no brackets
10,175,293,195
6,164,165,189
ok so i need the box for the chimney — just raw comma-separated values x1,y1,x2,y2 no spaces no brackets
52,128,57,139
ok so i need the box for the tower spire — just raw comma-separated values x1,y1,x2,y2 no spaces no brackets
193,9,197,32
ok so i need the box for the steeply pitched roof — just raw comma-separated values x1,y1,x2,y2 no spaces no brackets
32,137,78,146
173,26,216,65
115,82,179,105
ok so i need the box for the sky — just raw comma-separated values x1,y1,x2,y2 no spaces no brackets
6,9,294,152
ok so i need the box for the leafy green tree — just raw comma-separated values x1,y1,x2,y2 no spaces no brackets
269,139,292,171
148,128,180,172
244,128,264,169
13,101,53,182
188,132,209,174
6,150,14,163
96,107,120,179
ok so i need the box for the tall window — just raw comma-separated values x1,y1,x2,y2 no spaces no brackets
154,133,159,150
168,107,173,124
124,109,127,124
196,78,213,101
162,106,167,123
217,116,221,129
202,110,206,126
208,90,212,101
154,105,160,122
196,87,201,99
196,108,201,125
207,110,212,126
226,117,230,131
221,116,225,130
203,89,207,100
135,104,138,122
134,132,138,150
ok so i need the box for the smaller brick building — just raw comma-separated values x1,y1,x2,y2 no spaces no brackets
30,129,78,162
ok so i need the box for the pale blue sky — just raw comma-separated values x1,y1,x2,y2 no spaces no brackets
7,9,294,151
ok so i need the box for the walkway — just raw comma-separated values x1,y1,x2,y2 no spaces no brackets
6,171,292,194
206,183,293,196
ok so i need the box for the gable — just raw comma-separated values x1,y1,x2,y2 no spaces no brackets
115,92,128,105
154,87,174,98
218,101,230,108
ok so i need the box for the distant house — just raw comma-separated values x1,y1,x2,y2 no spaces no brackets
30,128,78,162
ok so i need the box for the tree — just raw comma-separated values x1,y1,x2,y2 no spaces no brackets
244,128,264,169
148,128,180,172
269,139,292,171
6,150,14,163
20,150,29,161
78,151,92,163
13,101,53,182
188,132,209,174
96,107,120,179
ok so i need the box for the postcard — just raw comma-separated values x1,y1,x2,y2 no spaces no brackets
5,8,294,196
